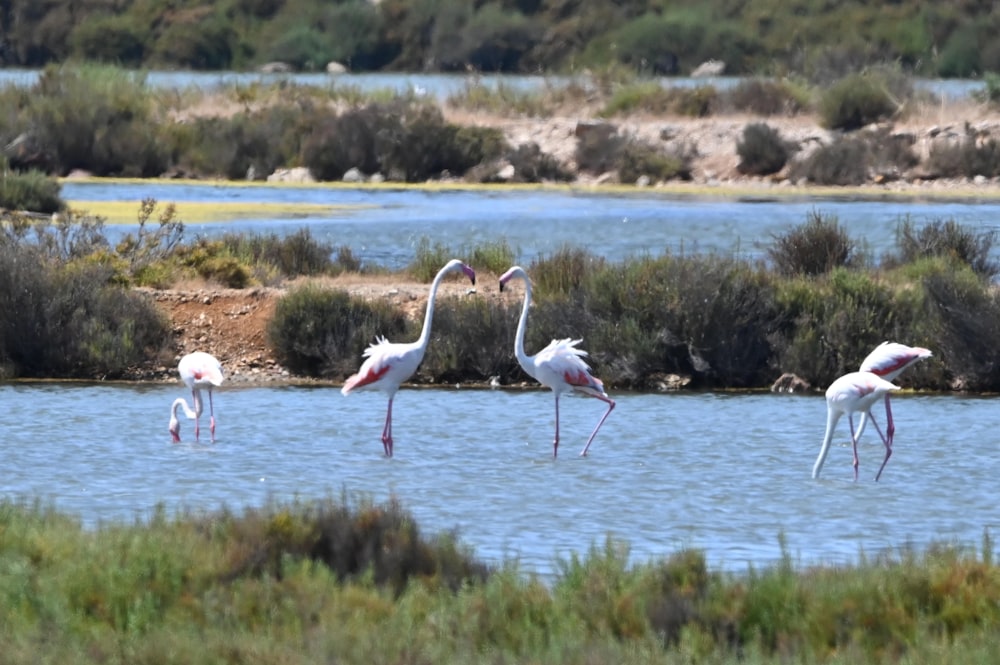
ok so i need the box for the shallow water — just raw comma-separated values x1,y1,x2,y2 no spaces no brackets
62,181,1000,270
2,382,995,575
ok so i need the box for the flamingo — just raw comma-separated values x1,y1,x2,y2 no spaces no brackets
812,371,899,481
499,265,615,458
169,351,224,443
341,259,476,457
856,341,932,446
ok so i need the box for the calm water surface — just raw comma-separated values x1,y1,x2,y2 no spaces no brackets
2,383,995,575
62,181,1000,270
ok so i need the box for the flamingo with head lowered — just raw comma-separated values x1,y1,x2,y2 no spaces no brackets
855,341,932,451
499,265,615,458
341,259,476,457
813,371,899,481
169,351,224,443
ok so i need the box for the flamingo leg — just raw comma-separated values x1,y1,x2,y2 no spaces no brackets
208,390,216,442
848,414,860,481
579,396,616,457
381,397,394,457
552,394,561,458
192,390,201,442
868,413,893,482
883,394,895,448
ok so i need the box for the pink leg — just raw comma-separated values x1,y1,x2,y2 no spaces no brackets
883,394,895,448
381,397,394,457
868,413,893,482
848,415,860,481
192,391,201,441
208,390,217,442
552,394,561,458
580,397,616,456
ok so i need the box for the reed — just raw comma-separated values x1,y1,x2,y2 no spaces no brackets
0,498,998,664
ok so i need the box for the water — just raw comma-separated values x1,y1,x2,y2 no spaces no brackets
0,68,985,101
62,181,1000,269
1,383,995,576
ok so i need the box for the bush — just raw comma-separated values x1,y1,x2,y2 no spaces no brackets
926,131,1000,179
26,65,169,177
727,79,808,116
0,166,65,213
618,141,691,183
220,228,337,279
0,243,170,379
737,123,791,176
789,135,870,185
504,142,574,183
575,123,624,174
773,268,899,385
890,216,1000,280
818,73,899,130
768,211,857,277
268,285,411,377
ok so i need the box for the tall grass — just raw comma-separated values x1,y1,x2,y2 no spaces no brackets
0,498,998,664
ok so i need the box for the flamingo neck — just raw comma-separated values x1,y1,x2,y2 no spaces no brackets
415,265,451,351
513,272,533,372
812,408,841,479
173,397,197,420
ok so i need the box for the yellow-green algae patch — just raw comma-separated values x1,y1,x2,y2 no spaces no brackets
66,199,370,224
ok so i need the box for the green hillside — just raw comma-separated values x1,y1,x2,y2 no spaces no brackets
1,0,997,78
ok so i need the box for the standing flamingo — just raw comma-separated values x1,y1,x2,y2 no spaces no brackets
341,259,476,457
856,341,932,447
499,266,615,458
169,351,224,443
812,371,899,481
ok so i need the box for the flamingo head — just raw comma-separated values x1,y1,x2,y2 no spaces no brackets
168,416,181,443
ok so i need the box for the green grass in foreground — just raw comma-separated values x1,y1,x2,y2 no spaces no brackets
1,497,998,664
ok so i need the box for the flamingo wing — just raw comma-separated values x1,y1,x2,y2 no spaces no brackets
179,351,225,386
859,342,932,380
342,339,422,394
532,338,608,397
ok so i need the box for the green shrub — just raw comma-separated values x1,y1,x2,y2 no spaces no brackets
0,244,170,379
70,14,148,67
220,228,336,279
774,268,898,384
504,142,574,183
0,167,65,213
926,131,1000,179
818,73,899,130
420,297,520,384
921,265,1000,391
737,123,791,176
790,136,870,185
268,285,411,377
149,10,235,70
618,141,691,183
727,79,809,116
26,64,169,177
575,123,624,174
768,211,857,277
890,216,1000,280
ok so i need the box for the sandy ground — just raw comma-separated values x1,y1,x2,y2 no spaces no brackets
145,272,506,386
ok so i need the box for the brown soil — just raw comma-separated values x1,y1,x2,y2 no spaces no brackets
144,272,500,385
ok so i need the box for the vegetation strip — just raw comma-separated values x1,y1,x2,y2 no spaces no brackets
66,200,366,224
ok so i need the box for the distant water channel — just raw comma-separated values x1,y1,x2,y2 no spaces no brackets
1,383,996,576
63,181,1000,270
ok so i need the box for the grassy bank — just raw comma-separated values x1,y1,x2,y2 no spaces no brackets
0,496,997,664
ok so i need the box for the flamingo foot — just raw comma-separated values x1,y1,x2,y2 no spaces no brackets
382,435,393,458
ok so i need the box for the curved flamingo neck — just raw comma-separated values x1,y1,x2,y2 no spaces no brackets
415,264,452,352
812,408,840,479
173,397,197,420
512,270,533,371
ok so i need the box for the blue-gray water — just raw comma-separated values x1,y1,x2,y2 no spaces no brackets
1,383,995,576
62,181,1000,270
0,69,986,101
